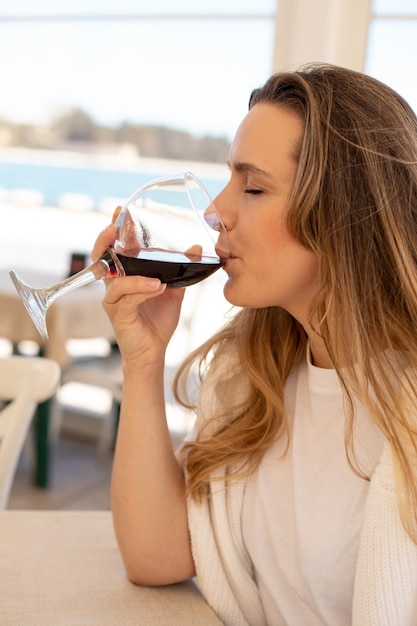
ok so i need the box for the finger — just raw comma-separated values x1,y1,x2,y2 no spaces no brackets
91,224,116,262
112,205,122,225
104,275,165,304
184,244,202,262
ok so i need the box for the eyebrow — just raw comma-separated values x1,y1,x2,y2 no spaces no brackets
227,160,275,181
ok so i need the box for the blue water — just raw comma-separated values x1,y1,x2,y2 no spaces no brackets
0,159,227,209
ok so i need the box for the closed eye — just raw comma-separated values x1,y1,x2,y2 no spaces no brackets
245,189,263,195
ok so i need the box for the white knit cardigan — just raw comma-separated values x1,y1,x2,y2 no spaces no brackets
186,353,417,626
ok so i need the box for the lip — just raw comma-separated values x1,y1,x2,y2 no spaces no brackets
216,246,235,268
216,245,230,260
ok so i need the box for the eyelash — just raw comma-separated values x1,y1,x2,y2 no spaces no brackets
245,189,263,195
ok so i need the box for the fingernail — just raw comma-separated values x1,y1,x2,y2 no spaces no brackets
146,278,162,290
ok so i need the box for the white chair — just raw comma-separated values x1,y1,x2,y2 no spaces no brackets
0,356,60,509
52,344,123,457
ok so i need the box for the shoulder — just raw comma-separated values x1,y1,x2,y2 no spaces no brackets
369,442,395,494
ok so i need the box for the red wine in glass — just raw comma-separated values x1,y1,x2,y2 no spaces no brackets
102,249,222,287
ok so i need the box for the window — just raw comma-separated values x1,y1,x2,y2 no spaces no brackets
0,1,276,141
365,0,417,113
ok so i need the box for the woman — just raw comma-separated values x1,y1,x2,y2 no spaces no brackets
92,64,417,625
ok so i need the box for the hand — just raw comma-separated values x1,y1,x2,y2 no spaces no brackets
91,214,185,369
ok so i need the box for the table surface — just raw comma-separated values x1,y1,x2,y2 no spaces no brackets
0,267,114,369
0,510,221,625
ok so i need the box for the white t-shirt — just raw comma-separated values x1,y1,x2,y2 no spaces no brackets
242,353,384,625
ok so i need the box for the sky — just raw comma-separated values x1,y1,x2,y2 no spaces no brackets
0,1,416,141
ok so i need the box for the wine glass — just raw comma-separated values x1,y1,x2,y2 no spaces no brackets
9,171,230,341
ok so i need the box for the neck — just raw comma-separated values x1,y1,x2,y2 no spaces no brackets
308,334,334,369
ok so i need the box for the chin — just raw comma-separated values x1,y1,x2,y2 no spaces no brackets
223,280,262,308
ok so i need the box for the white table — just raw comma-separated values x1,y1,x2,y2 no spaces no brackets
0,510,221,625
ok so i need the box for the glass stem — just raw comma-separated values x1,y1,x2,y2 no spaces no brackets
42,248,123,308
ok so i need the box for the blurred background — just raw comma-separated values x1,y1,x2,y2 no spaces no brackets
1,0,417,508
1,0,417,271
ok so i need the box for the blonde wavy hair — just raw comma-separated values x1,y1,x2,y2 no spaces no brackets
174,64,417,541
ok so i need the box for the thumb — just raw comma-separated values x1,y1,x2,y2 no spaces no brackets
91,223,116,262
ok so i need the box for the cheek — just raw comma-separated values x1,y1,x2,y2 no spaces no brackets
266,236,320,299
279,236,319,280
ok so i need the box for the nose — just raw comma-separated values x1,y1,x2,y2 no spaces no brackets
212,184,235,233
204,185,230,233
213,185,234,256
204,204,224,232
203,184,233,255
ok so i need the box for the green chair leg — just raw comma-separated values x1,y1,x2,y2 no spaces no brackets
34,399,51,488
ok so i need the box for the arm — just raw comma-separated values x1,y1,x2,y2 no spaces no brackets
353,444,417,624
111,359,195,586
92,224,195,586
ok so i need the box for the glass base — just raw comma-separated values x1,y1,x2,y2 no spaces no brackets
9,271,49,341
